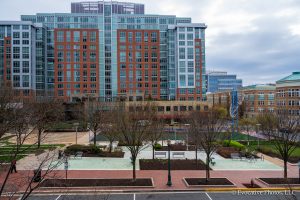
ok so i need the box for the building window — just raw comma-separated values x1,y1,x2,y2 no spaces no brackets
135,32,142,42
178,33,185,40
74,31,80,42
57,31,64,42
187,48,194,59
180,106,187,111
179,75,186,87
151,32,157,42
90,31,97,42
179,48,185,59
173,106,178,111
22,32,29,38
158,106,164,112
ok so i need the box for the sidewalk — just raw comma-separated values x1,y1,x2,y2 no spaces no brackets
1,166,298,193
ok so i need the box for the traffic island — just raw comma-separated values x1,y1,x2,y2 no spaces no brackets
40,178,154,188
257,178,300,187
183,178,235,187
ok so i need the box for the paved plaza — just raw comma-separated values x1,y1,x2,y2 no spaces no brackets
18,143,282,171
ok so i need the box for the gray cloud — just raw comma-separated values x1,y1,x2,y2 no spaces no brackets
0,0,299,85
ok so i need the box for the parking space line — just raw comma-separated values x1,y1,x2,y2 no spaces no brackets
55,195,61,200
133,193,136,200
205,192,212,200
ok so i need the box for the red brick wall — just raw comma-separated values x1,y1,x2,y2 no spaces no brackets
117,30,160,100
54,29,99,101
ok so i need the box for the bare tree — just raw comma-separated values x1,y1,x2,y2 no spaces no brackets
116,102,157,182
259,110,299,179
0,101,65,199
1,150,63,200
0,82,19,140
256,112,277,140
88,110,106,146
148,118,164,160
31,100,64,148
100,110,120,153
0,103,35,196
188,108,227,182
239,117,255,146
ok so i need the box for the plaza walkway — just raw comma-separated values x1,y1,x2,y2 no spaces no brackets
1,165,299,193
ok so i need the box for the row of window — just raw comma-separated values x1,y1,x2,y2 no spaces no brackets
119,31,158,43
56,51,97,62
57,63,97,69
120,83,159,88
179,48,194,59
57,89,97,97
277,89,300,97
57,77,97,82
13,32,30,39
12,25,29,30
56,31,97,42
158,105,206,112
119,45,159,50
12,40,30,45
12,75,30,87
57,44,97,50
247,107,275,112
57,83,97,89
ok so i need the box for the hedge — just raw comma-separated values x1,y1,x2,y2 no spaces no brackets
223,140,245,151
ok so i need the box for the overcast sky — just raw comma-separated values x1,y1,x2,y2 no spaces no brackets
1,0,300,86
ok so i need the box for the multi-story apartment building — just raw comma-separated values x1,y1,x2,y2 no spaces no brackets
241,84,276,118
276,72,300,116
205,71,242,93
206,84,276,118
0,1,207,102
0,21,46,100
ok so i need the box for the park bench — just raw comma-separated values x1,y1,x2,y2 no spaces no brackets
69,151,83,159
210,157,216,166
172,152,185,159
75,151,83,159
154,151,167,159
231,153,241,160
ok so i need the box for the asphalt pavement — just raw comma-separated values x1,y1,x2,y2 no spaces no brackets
25,191,300,200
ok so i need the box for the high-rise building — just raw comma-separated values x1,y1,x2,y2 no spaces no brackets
205,71,242,93
0,1,207,102
0,21,46,100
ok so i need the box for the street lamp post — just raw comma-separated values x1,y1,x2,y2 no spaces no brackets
64,157,69,185
256,123,261,148
184,124,190,151
298,161,300,184
167,140,172,186
87,123,91,144
73,122,79,145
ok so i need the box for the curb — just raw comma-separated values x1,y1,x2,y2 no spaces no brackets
15,187,300,195
205,187,300,192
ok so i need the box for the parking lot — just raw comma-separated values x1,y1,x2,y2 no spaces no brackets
25,191,300,200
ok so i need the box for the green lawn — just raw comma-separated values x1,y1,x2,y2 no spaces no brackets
248,144,300,157
0,143,64,163
244,141,300,163
230,132,260,141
